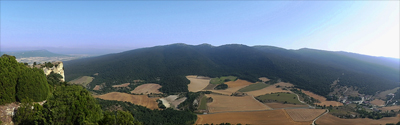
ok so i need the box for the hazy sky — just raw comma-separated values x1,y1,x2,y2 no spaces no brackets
1,1,399,58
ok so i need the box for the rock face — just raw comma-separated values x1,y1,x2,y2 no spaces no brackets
42,61,65,82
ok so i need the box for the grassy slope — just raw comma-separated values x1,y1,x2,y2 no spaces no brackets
238,82,269,92
256,92,303,105
210,76,237,84
199,96,208,110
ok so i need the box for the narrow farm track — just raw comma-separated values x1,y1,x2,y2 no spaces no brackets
312,109,329,125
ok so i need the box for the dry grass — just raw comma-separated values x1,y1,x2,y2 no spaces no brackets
258,77,270,82
69,76,94,86
285,109,326,121
265,102,308,109
224,79,253,88
93,85,101,90
376,87,400,100
379,106,400,112
112,83,130,88
316,113,400,125
370,99,385,106
130,83,162,94
245,82,293,96
186,75,211,92
302,90,343,106
196,109,311,125
94,92,159,109
206,94,271,113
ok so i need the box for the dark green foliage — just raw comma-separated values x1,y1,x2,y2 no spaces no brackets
13,103,47,125
99,111,142,125
214,83,228,90
178,92,201,111
42,62,54,68
16,67,49,103
0,54,49,105
97,99,197,125
43,85,103,124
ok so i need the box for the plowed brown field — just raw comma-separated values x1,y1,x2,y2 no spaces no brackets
206,94,270,113
302,90,343,106
245,82,293,96
94,92,159,109
186,75,211,92
316,114,400,125
379,106,400,112
112,83,130,88
224,79,253,88
285,109,326,121
196,109,311,125
130,83,162,94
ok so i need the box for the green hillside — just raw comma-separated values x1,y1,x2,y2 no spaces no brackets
64,44,400,96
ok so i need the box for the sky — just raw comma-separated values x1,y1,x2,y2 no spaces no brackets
1,1,399,58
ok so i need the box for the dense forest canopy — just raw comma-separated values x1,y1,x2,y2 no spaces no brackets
64,44,399,96
0,54,50,105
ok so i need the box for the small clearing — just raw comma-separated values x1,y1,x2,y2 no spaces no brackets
285,109,326,121
130,83,162,94
238,82,269,92
206,94,271,113
379,106,400,112
196,109,311,125
265,102,308,109
302,90,343,106
258,77,270,82
69,76,94,87
186,75,210,92
159,95,187,109
376,87,400,100
94,92,159,109
245,82,293,96
112,83,130,88
316,113,400,125
93,85,101,90
370,99,385,106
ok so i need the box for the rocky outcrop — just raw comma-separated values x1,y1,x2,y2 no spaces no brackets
42,61,65,82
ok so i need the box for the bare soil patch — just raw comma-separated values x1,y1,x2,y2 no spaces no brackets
258,77,270,82
316,113,400,125
196,109,311,125
264,102,308,109
94,92,159,109
245,82,293,96
370,99,385,106
93,85,101,90
112,83,130,88
302,90,343,106
186,75,211,92
206,94,271,113
379,106,400,112
376,87,400,100
224,79,253,88
159,95,187,109
130,83,162,94
285,109,326,121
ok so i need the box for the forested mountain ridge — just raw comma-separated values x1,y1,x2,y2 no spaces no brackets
64,43,399,96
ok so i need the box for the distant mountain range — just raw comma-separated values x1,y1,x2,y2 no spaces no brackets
64,43,399,96
1,50,70,58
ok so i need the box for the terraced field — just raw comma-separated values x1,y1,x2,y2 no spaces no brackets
285,109,326,121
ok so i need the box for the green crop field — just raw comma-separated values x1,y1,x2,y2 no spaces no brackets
238,82,269,92
256,92,303,105
199,96,208,110
210,76,237,84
